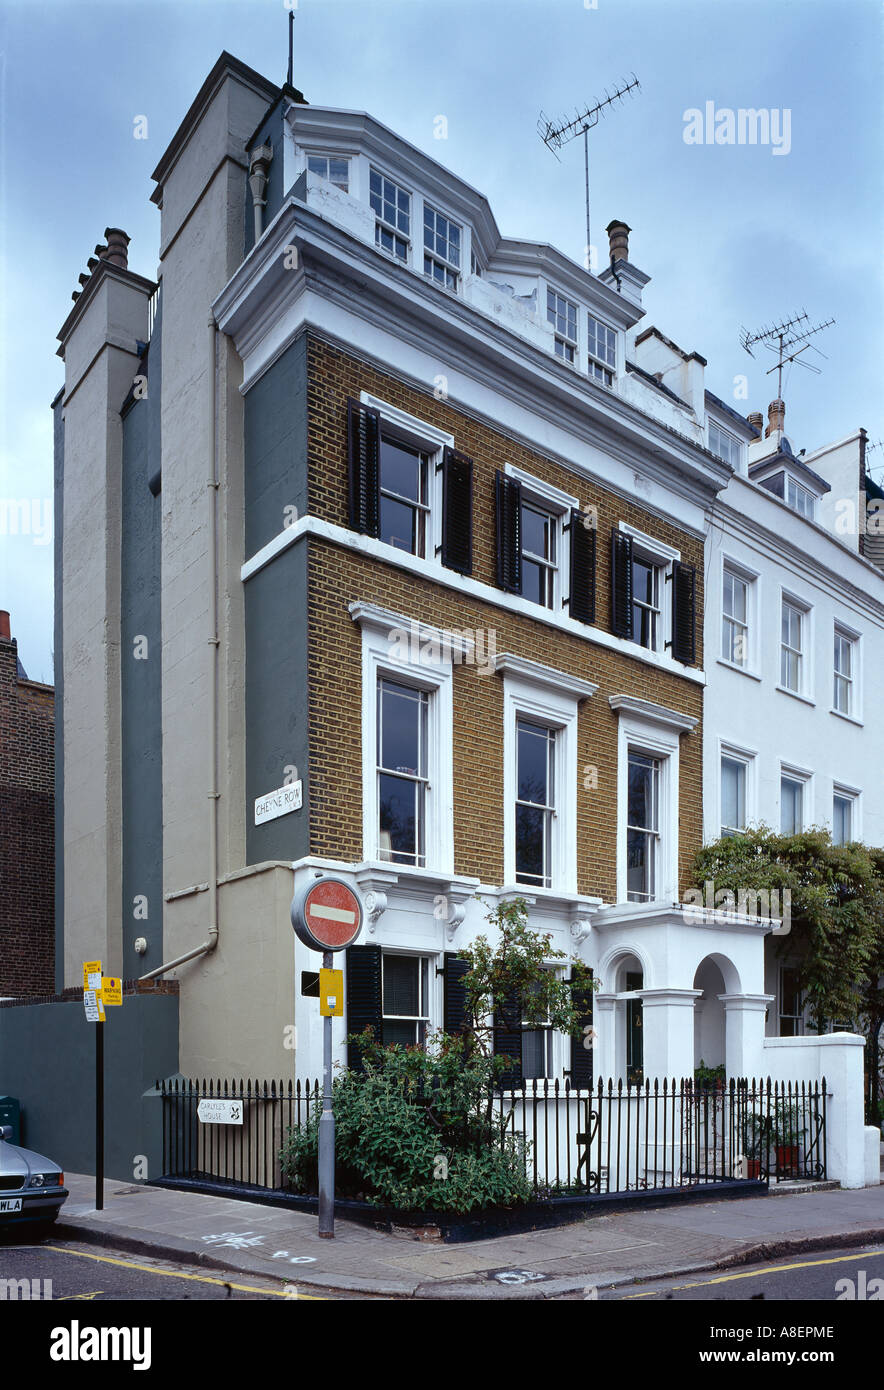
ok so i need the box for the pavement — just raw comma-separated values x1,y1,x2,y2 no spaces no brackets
52,1173,884,1299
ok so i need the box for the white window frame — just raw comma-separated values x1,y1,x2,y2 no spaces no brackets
832,622,862,723
778,591,814,703
546,286,579,365
505,464,578,616
587,311,617,385
360,393,453,564
500,656,596,894
369,164,412,263
618,522,680,658
719,742,756,837
832,784,861,846
708,419,743,470
305,151,350,192
611,697,693,905
777,963,806,1037
422,202,462,291
519,967,567,1081
352,604,458,875
779,763,812,836
786,475,816,521
381,950,432,1046
720,557,759,674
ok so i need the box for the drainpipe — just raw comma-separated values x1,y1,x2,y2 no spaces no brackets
139,314,220,980
248,144,273,243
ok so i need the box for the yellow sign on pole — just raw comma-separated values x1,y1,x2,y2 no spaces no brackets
319,968,344,1017
101,977,123,1007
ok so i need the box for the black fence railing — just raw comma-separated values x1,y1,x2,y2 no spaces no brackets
157,1074,828,1198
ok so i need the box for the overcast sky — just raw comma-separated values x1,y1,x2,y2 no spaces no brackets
1,0,881,682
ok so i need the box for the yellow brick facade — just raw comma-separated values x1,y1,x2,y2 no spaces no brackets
305,334,704,902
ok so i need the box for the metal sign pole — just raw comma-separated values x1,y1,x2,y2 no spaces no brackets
318,948,335,1238
96,1018,104,1211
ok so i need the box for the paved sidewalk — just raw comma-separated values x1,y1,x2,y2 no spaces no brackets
55,1175,884,1299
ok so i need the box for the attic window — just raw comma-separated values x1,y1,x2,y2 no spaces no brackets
787,476,816,520
708,420,741,469
307,154,349,192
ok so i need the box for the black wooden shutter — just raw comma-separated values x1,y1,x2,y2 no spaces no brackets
495,471,522,594
440,448,473,575
347,398,380,537
443,953,471,1035
568,971,595,1088
610,529,634,639
346,943,382,1071
567,509,596,625
671,560,697,665
492,987,522,1087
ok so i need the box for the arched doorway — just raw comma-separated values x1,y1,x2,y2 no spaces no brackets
693,957,727,1072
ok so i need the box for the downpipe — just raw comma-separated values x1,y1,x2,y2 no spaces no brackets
139,314,220,981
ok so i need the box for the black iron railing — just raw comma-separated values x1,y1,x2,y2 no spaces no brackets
157,1074,827,1197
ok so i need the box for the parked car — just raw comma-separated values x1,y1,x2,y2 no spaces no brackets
0,1125,68,1228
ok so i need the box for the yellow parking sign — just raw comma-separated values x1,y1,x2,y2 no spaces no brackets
319,968,343,1017
101,977,122,1007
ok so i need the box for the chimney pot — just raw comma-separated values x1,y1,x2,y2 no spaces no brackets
765,398,786,438
94,244,109,260
747,411,764,434
606,219,631,264
104,227,130,269
0,611,10,641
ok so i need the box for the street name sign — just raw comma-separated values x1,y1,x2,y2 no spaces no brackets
255,781,302,826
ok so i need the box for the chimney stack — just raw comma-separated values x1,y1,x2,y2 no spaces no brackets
0,610,11,641
765,398,786,438
606,219,631,264
747,411,764,435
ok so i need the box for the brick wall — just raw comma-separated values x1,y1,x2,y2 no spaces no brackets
305,335,704,901
0,637,55,995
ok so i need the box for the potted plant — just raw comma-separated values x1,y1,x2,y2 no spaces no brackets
740,1113,768,1179
772,1102,805,1177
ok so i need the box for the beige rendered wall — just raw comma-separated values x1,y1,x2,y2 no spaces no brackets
60,271,151,985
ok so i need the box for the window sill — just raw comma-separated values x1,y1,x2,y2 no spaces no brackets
829,707,863,728
716,657,762,682
775,684,815,708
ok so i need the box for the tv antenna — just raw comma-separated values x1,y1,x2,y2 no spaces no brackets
286,4,294,87
739,310,835,399
538,75,641,269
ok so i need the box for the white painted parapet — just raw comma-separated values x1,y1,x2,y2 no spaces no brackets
763,1033,868,1188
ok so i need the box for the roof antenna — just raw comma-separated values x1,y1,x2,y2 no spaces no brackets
537,75,641,271
739,310,835,400
286,5,294,88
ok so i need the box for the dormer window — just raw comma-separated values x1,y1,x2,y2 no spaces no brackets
423,205,461,290
708,420,741,469
547,289,578,364
587,313,616,385
787,476,816,520
307,154,349,192
370,167,410,261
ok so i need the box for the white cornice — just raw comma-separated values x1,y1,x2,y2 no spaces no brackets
348,600,476,659
709,486,884,623
493,652,599,701
608,693,698,732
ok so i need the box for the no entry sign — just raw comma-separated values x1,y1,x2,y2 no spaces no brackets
291,877,363,952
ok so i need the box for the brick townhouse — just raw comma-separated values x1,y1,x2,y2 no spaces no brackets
36,53,879,1189
0,610,54,996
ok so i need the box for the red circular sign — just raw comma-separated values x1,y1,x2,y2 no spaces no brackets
293,879,363,951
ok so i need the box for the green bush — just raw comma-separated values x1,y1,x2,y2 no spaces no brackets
280,1035,532,1213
